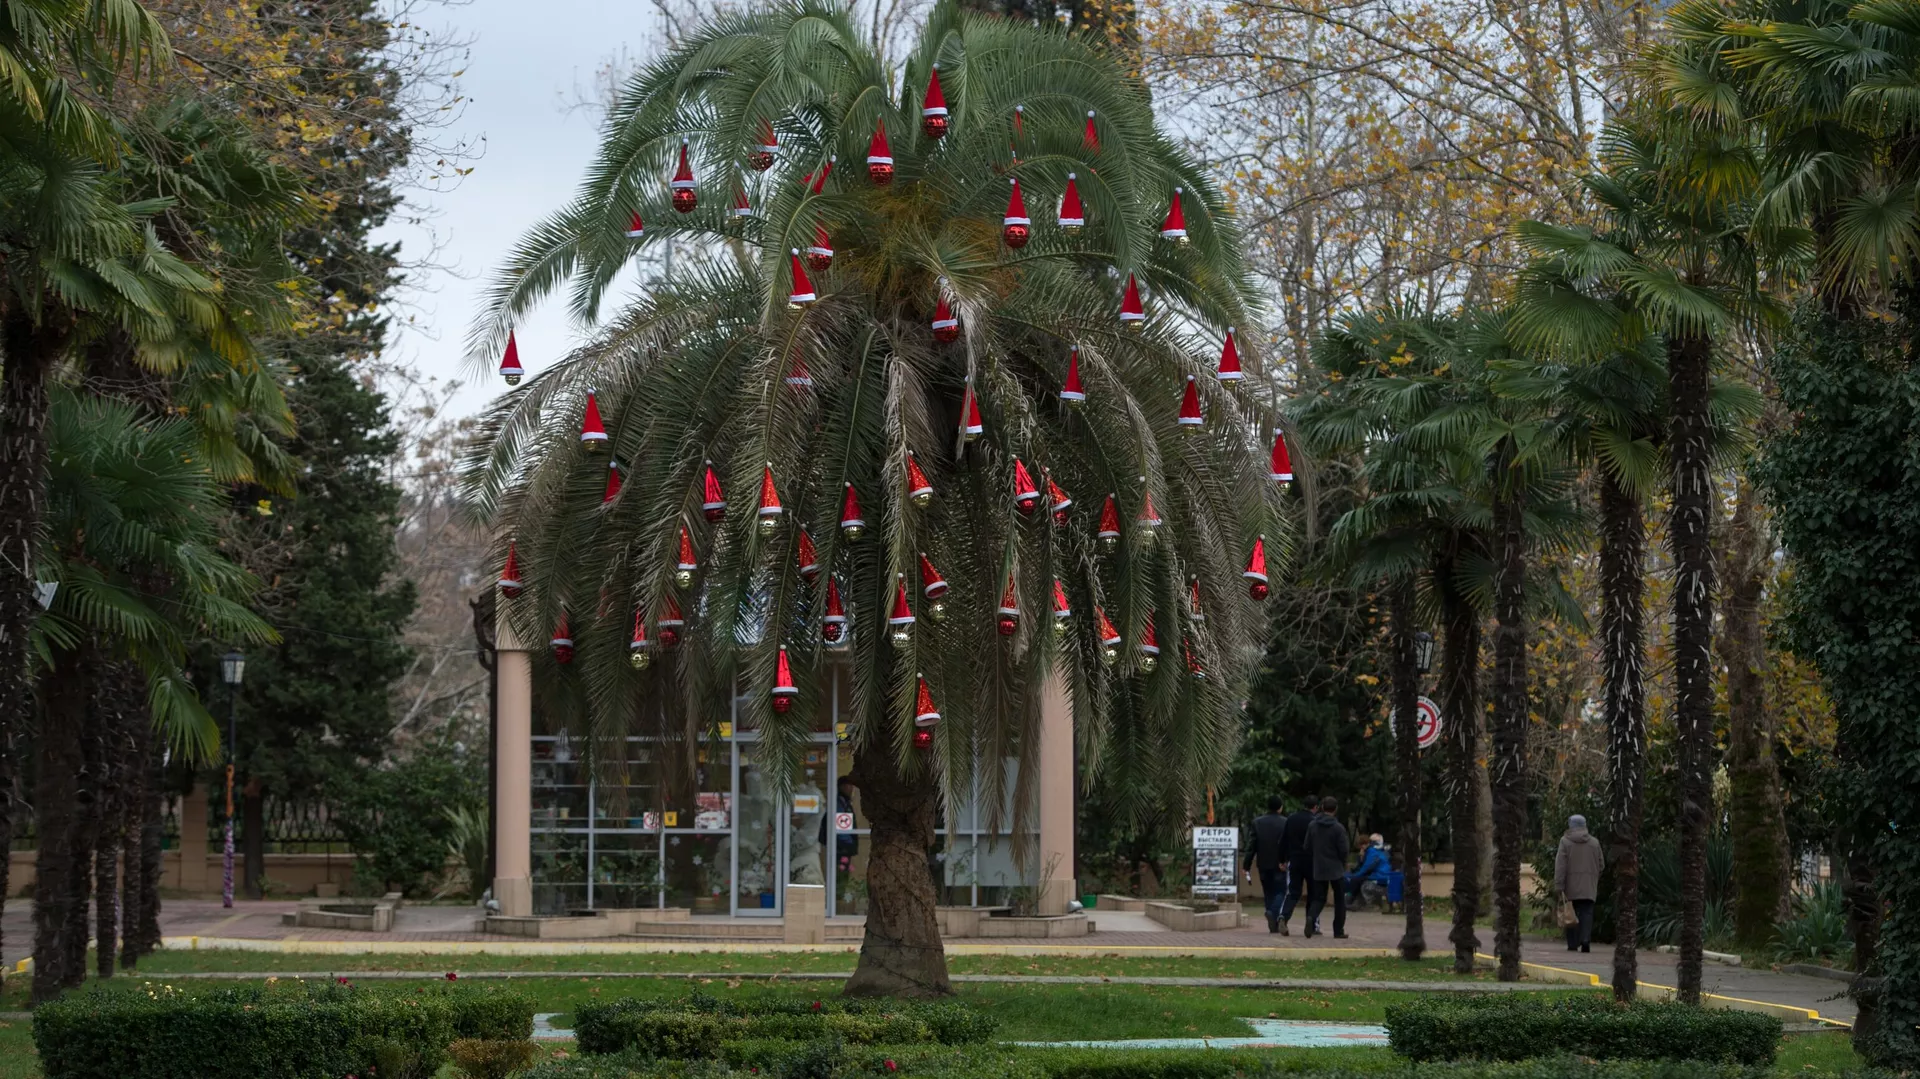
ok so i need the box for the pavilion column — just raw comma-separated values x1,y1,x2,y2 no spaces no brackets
493,606,534,917
1036,670,1077,916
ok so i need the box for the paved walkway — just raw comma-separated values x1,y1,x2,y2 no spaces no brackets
0,899,1855,1025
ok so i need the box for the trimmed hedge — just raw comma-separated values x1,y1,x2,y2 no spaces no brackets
31,980,535,1079
573,996,994,1056
527,1044,1774,1079
1383,995,1781,1065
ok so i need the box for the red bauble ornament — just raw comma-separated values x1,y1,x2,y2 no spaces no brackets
669,139,697,213
921,65,949,139
750,119,777,171
913,727,934,749
805,224,834,272
997,615,1018,636
1003,178,1031,249
867,121,894,185
659,627,681,648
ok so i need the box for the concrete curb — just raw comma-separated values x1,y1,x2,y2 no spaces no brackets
156,935,1413,961
106,970,1583,992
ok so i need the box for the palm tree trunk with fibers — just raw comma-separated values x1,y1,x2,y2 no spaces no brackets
1388,577,1425,960
1668,330,1717,1004
845,733,951,997
0,315,65,996
32,646,95,1001
1599,467,1647,1000
1719,480,1787,946
1437,553,1483,974
1490,439,1529,982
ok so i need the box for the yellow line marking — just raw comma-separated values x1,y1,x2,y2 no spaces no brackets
1472,953,1846,1027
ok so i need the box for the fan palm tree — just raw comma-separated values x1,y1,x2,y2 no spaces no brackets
1670,0,1920,1048
465,0,1282,995
29,389,274,1000
1512,101,1776,1000
0,0,175,995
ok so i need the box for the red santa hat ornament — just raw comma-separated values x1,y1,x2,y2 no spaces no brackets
1097,607,1121,664
806,224,834,271
1217,328,1244,381
931,294,960,343
997,573,1020,636
786,351,812,390
797,528,820,583
669,139,697,213
1060,345,1086,407
888,573,914,646
1097,494,1121,551
1245,535,1270,600
1046,470,1072,525
658,596,685,648
840,483,866,541
921,64,949,138
1178,375,1203,432
1083,110,1099,152
629,609,652,669
906,452,934,507
771,645,798,712
1058,173,1085,230
499,331,524,385
810,155,835,195
1270,429,1294,483
1012,459,1041,516
1137,618,1161,672
702,461,727,521
625,211,645,239
1051,578,1072,637
1188,577,1205,622
1119,274,1145,332
602,459,623,504
675,526,698,588
961,380,984,442
913,674,940,727
579,391,608,450
787,250,818,308
750,119,778,171
1160,187,1188,244
1003,178,1030,248
756,464,782,534
867,121,894,185
498,543,524,599
823,577,848,644
551,611,575,664
919,552,949,621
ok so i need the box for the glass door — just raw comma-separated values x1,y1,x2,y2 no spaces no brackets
733,741,782,915
789,743,832,891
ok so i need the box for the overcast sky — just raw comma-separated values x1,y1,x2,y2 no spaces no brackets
377,0,647,423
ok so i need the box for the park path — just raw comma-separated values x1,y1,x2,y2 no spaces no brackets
0,900,1855,1024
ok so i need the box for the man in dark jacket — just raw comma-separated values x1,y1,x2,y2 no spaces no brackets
1304,795,1351,938
1276,796,1318,935
1242,796,1290,932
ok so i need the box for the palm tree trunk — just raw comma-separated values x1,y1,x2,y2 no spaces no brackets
0,313,65,996
119,708,159,970
845,733,950,998
32,647,95,1002
243,779,267,900
1388,577,1425,960
1490,440,1529,982
1599,467,1647,1000
1437,552,1484,975
1668,330,1718,1005
1719,479,1787,946
92,661,142,979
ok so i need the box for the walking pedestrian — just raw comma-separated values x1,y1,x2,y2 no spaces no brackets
1554,813,1603,952
1276,795,1318,935
1304,796,1350,939
1243,796,1290,933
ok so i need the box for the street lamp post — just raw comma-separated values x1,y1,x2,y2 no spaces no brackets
220,650,246,908
1412,630,1435,679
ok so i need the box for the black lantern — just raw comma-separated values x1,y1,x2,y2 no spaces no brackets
221,650,247,686
1412,631,1434,676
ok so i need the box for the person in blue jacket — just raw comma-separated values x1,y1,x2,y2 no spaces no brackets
1347,833,1391,908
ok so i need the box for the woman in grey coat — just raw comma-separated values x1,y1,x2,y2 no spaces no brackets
1554,814,1605,952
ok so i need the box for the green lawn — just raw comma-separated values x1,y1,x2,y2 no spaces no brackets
121,949,1500,982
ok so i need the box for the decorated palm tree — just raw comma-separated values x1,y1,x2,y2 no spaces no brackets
465,1,1285,995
